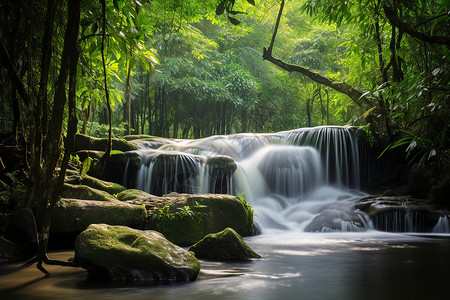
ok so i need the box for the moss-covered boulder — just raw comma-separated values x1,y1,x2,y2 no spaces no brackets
135,193,255,246
101,151,142,185
51,199,146,234
74,133,138,152
74,224,200,282
116,189,154,202
66,174,126,195
189,227,261,261
72,150,104,162
61,183,118,202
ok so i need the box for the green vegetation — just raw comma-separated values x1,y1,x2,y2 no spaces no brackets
154,202,207,231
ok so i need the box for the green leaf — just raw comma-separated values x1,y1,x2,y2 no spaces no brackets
81,157,93,177
216,0,226,15
228,16,241,25
110,150,124,155
247,0,256,5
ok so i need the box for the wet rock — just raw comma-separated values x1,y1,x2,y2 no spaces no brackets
128,193,255,246
101,151,142,185
304,209,367,232
205,155,237,176
189,227,261,261
74,224,200,282
66,174,126,195
123,136,174,149
0,237,25,263
117,189,154,202
74,133,138,152
356,195,447,232
61,183,118,202
51,198,147,235
4,208,38,258
204,156,237,194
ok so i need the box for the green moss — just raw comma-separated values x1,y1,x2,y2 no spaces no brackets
150,195,255,246
61,183,118,202
189,227,261,261
79,175,127,195
75,224,200,281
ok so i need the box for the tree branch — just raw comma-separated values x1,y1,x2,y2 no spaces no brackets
262,0,372,108
383,5,450,46
0,43,31,105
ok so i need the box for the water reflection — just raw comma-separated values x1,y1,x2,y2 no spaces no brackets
1,232,449,300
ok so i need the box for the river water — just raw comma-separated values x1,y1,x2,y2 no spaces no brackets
1,231,449,300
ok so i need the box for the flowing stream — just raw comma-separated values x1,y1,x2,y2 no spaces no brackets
1,126,449,299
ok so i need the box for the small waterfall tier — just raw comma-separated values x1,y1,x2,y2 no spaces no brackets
279,126,361,188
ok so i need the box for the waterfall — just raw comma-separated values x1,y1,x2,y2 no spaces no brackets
372,209,426,232
281,126,361,188
432,216,450,233
114,126,448,234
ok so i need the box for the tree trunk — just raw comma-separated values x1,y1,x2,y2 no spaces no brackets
100,0,112,160
124,60,132,135
32,0,81,275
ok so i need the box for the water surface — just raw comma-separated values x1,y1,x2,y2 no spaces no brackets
1,231,449,300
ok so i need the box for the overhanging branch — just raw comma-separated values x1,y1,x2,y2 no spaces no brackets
383,5,450,46
262,0,372,108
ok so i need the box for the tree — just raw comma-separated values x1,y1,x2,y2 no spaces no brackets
1,0,81,274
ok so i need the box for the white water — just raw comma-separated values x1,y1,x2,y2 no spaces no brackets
123,126,448,234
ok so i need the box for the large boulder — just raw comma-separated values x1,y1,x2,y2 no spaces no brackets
51,198,147,235
117,189,154,202
189,227,261,261
125,193,256,246
204,156,236,194
61,183,118,202
74,224,200,282
304,209,368,232
66,174,126,195
356,194,448,232
74,133,138,152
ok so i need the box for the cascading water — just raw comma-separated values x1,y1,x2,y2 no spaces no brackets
116,126,449,234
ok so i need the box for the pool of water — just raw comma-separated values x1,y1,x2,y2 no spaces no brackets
1,231,449,300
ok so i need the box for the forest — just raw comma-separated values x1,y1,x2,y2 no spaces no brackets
0,0,449,278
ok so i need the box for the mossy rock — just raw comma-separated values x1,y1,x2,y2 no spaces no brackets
122,134,156,141
72,150,105,162
74,133,138,152
66,175,126,195
61,183,118,202
101,151,142,184
116,189,153,202
205,155,237,175
74,224,200,282
189,227,261,261
51,199,147,234
150,194,255,246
